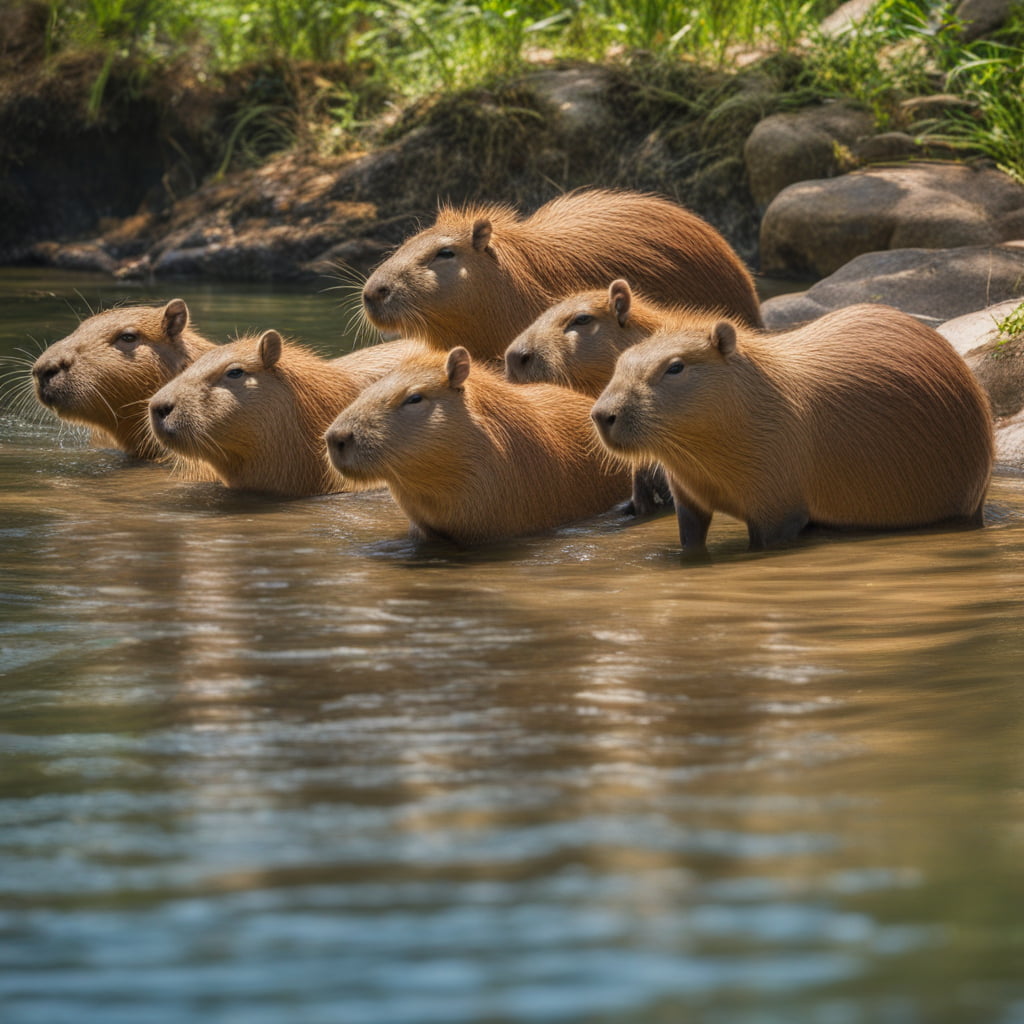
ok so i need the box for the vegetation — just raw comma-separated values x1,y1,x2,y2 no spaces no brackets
22,0,1024,183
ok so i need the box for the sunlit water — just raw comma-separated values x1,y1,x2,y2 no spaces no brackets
2,270,1023,1024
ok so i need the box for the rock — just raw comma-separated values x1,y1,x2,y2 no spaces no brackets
937,299,1022,358
940,298,1024,470
743,103,872,209
953,0,1015,42
760,163,1024,278
820,0,879,35
761,245,1024,329
27,241,117,274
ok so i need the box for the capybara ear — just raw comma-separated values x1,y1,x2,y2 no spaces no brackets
162,298,188,341
609,279,632,327
258,330,283,369
471,218,492,252
710,321,737,357
446,347,472,388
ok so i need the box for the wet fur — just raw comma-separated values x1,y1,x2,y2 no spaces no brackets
29,300,214,459
149,334,425,497
593,303,995,549
325,346,631,543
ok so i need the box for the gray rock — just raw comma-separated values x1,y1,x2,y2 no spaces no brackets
744,103,872,209
953,0,1015,42
937,299,1023,358
761,245,1024,329
760,162,1024,277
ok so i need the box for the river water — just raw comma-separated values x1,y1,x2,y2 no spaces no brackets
1,269,1023,1024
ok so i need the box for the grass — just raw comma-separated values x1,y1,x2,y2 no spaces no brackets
29,0,1024,183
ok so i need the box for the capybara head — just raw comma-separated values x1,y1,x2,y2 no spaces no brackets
326,346,475,490
149,330,347,496
592,320,742,466
362,207,511,344
31,299,209,458
505,279,667,396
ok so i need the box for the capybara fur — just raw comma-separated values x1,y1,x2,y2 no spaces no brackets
591,303,994,551
361,188,763,360
506,280,721,516
505,278,703,397
324,346,632,544
149,332,425,497
31,299,213,459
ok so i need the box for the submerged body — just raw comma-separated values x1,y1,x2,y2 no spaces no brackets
149,334,424,497
31,299,213,459
592,303,994,550
362,188,762,360
325,346,631,544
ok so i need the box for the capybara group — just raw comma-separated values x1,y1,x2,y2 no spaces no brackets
592,303,994,550
31,299,213,459
149,332,424,497
325,345,632,544
361,188,763,360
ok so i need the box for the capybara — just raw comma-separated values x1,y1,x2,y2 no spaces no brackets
149,332,425,497
361,188,763,360
31,299,214,459
591,303,994,551
324,345,632,544
507,280,707,516
505,278,712,396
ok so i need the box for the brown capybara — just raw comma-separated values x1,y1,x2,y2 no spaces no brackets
361,188,763,361
149,332,425,497
505,278,714,396
507,280,709,516
324,346,632,544
31,299,214,459
591,303,994,551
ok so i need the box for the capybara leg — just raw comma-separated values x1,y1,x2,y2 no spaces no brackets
628,464,675,517
747,509,809,549
677,503,712,550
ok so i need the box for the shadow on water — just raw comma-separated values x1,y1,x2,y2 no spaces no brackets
2,270,1024,1024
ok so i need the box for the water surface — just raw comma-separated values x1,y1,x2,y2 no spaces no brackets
2,270,1023,1024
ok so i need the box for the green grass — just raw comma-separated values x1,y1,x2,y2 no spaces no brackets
33,0,1024,182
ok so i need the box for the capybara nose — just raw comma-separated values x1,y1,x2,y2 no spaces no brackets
363,282,390,305
326,428,353,456
151,402,174,423
591,408,617,430
33,362,64,386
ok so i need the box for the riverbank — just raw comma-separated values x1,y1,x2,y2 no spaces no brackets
3,0,1023,284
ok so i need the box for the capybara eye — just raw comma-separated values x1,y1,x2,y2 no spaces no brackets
435,248,455,260
665,361,685,376
225,367,245,379
116,331,138,344
569,314,593,328
403,393,423,406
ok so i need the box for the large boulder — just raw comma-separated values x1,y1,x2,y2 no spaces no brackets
761,244,1024,329
939,300,1024,470
760,163,1024,278
743,103,873,209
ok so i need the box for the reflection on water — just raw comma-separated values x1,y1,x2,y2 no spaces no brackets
2,270,1024,1024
